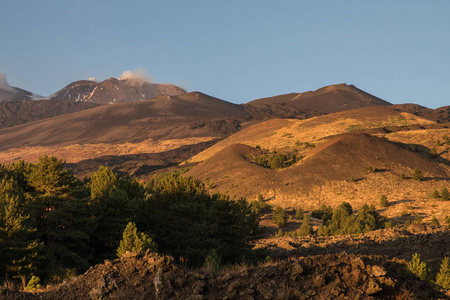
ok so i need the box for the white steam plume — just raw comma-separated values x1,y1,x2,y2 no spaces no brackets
87,77,98,82
119,68,153,83
0,73,14,91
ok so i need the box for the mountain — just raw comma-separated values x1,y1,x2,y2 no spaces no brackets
0,99,100,129
246,83,391,114
46,78,186,104
0,74,42,101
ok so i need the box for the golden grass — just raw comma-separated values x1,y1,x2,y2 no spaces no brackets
189,112,435,163
0,137,217,164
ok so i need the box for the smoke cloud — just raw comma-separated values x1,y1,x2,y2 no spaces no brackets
87,77,98,82
0,73,14,91
119,68,153,83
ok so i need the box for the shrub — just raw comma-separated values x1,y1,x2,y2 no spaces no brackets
441,188,449,201
446,216,450,228
26,276,41,290
408,253,432,282
412,168,423,181
380,195,389,207
403,220,411,230
399,172,406,180
273,206,286,228
384,221,393,229
436,257,450,289
436,139,441,146
432,189,440,198
203,249,221,273
446,136,450,145
275,229,284,238
295,206,303,219
349,176,356,182
429,147,438,158
430,216,440,227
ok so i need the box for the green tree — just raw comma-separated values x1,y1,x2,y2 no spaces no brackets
441,188,449,201
0,177,43,287
408,253,432,282
297,214,313,236
117,222,157,258
436,257,450,289
273,206,286,228
430,216,440,227
26,156,93,278
412,168,423,181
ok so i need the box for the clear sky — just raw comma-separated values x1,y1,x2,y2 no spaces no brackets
0,1,448,108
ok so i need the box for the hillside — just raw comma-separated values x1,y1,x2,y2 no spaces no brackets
46,78,186,104
190,106,435,163
246,83,391,114
390,103,450,123
0,92,250,164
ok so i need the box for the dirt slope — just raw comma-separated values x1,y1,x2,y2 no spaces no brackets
0,99,100,129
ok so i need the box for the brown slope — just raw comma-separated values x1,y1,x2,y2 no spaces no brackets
390,103,450,123
47,78,186,104
0,99,100,129
187,133,447,200
247,84,391,114
0,92,249,151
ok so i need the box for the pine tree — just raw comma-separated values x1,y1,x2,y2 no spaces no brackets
26,155,93,278
117,222,157,258
436,257,450,289
412,168,423,181
441,188,449,201
408,253,432,282
0,177,43,288
273,206,286,228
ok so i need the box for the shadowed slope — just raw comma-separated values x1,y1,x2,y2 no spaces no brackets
0,92,249,151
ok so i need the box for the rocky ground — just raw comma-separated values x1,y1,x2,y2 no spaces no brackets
2,227,449,300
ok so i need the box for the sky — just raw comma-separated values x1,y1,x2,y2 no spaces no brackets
0,1,449,108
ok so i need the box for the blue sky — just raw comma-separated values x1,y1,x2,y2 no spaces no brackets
0,1,448,108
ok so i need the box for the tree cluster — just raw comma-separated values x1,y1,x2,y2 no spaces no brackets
0,156,263,287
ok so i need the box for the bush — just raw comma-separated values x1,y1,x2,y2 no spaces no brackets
429,147,438,158
399,172,406,180
412,168,423,181
380,195,389,207
442,188,449,201
446,216,450,228
436,257,450,289
432,189,440,198
26,276,41,290
273,206,286,228
275,229,284,238
203,249,221,273
430,216,440,227
295,206,303,219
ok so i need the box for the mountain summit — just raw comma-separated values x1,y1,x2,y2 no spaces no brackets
0,74,43,101
46,77,186,104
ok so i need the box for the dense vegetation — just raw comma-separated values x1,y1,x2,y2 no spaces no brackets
0,156,262,287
